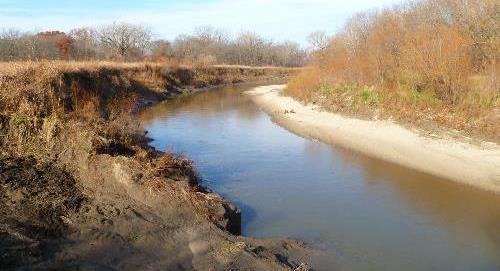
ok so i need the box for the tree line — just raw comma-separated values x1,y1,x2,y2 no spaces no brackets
0,23,308,67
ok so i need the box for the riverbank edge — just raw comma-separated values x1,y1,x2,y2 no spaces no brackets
246,85,500,193
0,64,310,270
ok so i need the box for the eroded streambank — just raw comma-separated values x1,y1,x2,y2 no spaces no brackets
0,63,309,270
247,85,500,193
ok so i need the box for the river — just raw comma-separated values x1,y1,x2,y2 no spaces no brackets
139,84,500,271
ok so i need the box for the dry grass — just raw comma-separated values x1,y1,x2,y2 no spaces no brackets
0,61,153,118
0,60,297,116
0,60,299,156
0,61,162,75
0,61,301,75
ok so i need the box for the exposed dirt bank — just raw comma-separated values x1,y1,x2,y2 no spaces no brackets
246,85,500,193
0,63,309,270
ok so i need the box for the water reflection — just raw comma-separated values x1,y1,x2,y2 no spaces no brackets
140,85,500,271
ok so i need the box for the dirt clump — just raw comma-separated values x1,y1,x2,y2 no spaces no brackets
0,155,87,269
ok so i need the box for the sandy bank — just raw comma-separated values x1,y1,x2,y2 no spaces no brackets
246,85,500,193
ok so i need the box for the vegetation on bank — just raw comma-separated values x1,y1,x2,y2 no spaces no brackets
287,0,499,142
0,61,295,154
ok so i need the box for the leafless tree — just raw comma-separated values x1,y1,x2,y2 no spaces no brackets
70,27,101,60
0,29,23,60
98,22,152,59
150,40,174,61
235,32,267,66
307,31,330,51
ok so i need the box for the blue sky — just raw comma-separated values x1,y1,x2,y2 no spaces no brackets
0,0,403,44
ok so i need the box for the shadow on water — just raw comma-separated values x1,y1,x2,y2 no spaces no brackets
329,146,500,265
231,199,258,233
140,84,500,271
201,177,258,232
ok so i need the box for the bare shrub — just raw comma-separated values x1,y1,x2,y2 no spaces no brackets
286,68,322,102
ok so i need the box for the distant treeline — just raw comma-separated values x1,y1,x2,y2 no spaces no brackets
0,24,308,67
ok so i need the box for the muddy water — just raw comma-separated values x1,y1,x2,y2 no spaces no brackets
140,85,500,271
